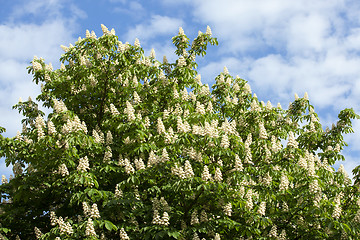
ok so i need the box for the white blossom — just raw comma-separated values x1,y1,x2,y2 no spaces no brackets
223,203,232,216
119,228,130,240
220,134,230,149
124,101,136,122
53,99,68,113
279,173,289,191
161,212,170,226
157,117,166,134
77,156,90,172
191,210,199,225
201,165,211,181
200,209,208,222
214,167,222,182
134,158,145,170
206,25,212,36
152,210,161,225
115,184,123,198
234,154,243,171
34,227,43,239
1,175,8,184
332,204,342,219
257,201,266,216
269,225,277,238
259,122,268,139
134,38,141,47
91,203,100,219
124,158,135,174
214,233,221,240
161,148,170,162
177,56,186,67
133,91,141,104
287,131,298,148
184,160,194,178
110,103,119,115
85,218,96,237
58,164,69,176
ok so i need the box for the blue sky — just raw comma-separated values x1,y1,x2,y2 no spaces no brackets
1,0,360,179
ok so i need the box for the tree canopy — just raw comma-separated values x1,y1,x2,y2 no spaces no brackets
0,25,360,239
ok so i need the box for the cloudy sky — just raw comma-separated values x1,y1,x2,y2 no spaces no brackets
1,0,360,178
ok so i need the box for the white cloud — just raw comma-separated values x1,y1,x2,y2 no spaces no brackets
124,15,184,42
0,0,83,139
7,0,86,24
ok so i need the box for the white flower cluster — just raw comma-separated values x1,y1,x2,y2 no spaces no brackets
172,160,194,179
152,210,170,226
100,24,115,36
200,209,208,223
77,156,90,172
261,172,272,186
309,179,321,195
259,122,268,139
234,154,243,171
214,233,221,240
244,134,253,164
278,230,287,240
32,57,43,72
34,227,43,239
58,163,69,177
119,228,130,240
177,116,191,133
124,158,135,174
1,175,8,184
35,115,45,139
103,146,113,163
11,162,22,176
245,189,253,210
85,218,96,237
106,131,113,145
332,203,342,219
83,202,100,219
177,56,186,67
47,119,56,135
110,103,119,116
164,127,178,144
157,118,166,135
53,99,68,113
193,232,200,240
134,158,145,170
201,165,212,181
195,101,206,115
92,129,104,144
191,210,199,225
268,225,277,238
90,203,100,218
204,121,219,138
271,135,282,152
332,193,343,219
134,38,141,48
257,201,266,216
279,173,289,191
57,216,74,235
287,131,298,148
62,116,88,134
115,183,123,198
223,203,232,216
214,167,223,182
220,134,230,149
124,101,136,121
338,164,350,183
